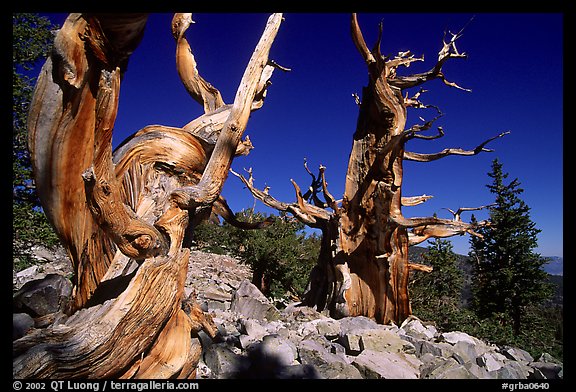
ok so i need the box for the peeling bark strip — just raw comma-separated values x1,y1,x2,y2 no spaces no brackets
234,14,506,326
18,13,284,378
27,13,150,310
170,13,284,209
83,67,168,260
172,13,225,113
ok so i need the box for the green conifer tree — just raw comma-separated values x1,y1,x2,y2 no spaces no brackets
410,238,464,330
469,159,552,335
13,14,61,270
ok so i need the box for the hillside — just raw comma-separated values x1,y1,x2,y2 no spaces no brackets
408,246,563,307
543,256,563,276
13,245,564,379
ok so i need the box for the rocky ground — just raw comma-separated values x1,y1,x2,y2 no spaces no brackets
13,244,564,380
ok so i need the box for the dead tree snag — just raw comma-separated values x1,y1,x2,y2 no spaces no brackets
233,14,507,325
16,13,283,378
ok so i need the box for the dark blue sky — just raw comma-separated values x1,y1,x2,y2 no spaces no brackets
39,13,563,257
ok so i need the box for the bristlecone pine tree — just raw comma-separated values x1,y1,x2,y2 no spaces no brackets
469,159,552,335
14,13,284,379
14,13,508,379
232,14,508,325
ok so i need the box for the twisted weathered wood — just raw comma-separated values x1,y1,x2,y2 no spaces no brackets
233,13,507,325
18,12,283,379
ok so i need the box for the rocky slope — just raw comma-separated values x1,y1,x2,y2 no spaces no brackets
13,245,563,379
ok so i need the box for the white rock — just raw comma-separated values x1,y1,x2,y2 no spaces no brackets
352,349,421,379
441,331,482,346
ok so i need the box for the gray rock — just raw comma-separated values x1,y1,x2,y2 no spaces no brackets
420,340,455,358
298,338,347,366
537,352,562,365
282,303,327,323
352,349,421,379
204,343,246,378
530,361,563,379
531,352,563,379
239,318,268,339
230,279,280,321
435,364,477,379
399,334,425,356
246,334,298,367
441,331,482,346
297,338,363,379
13,245,73,291
314,360,364,379
13,313,34,340
275,364,322,379
491,361,528,379
13,274,72,317
399,316,437,340
338,332,363,355
15,265,39,287
316,319,341,339
421,356,477,379
464,361,492,379
359,328,414,354
476,351,507,372
500,346,534,363
527,367,547,379
338,316,379,335
451,340,483,364
337,316,385,355
263,320,286,335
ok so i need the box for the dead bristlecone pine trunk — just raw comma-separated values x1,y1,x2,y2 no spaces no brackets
233,14,508,326
14,13,284,378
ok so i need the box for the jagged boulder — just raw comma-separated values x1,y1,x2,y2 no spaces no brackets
13,273,72,317
13,313,34,340
230,279,281,321
352,349,422,379
13,248,563,380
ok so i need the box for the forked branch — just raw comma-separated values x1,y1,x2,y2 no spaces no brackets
169,13,283,209
388,19,474,92
398,203,493,246
230,168,331,227
404,131,510,162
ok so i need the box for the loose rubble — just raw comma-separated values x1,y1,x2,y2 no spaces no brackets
13,247,564,379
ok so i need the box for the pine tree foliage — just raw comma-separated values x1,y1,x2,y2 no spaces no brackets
469,159,552,335
409,239,465,331
193,210,320,301
13,14,61,270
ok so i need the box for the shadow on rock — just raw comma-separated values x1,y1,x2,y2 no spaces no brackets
231,335,320,379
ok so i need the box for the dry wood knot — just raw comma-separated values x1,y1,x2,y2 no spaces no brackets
133,234,153,251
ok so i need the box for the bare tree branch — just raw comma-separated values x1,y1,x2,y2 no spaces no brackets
401,194,433,207
387,19,473,92
212,196,274,229
82,68,168,260
301,158,326,208
442,203,496,221
319,165,340,213
408,262,433,272
350,13,376,67
402,202,492,246
169,13,283,209
230,168,331,227
404,131,510,162
172,13,225,113
403,112,444,140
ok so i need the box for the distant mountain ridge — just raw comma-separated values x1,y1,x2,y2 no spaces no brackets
542,256,563,276
409,246,563,276
408,246,563,306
